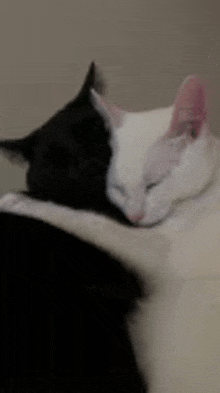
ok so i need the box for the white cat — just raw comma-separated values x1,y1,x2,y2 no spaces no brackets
1,75,220,392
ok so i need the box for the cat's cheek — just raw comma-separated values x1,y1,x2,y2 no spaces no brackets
108,188,126,211
142,197,171,225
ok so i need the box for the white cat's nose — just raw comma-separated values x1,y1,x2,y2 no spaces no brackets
127,213,145,224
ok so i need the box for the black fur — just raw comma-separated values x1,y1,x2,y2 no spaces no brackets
0,62,131,225
0,63,146,392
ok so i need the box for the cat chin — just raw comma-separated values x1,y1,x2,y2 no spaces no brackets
129,205,171,227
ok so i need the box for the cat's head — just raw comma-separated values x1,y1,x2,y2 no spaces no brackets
0,62,113,211
92,75,219,226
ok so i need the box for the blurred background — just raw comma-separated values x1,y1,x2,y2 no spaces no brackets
0,0,220,195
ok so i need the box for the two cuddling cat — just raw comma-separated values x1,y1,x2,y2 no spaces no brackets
1,62,220,392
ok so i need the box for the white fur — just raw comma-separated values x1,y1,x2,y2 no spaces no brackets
1,77,220,392
106,107,219,226
0,192,167,277
91,75,219,226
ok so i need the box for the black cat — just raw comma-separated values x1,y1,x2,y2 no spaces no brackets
0,63,146,392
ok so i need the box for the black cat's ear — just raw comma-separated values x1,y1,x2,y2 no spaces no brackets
75,61,106,104
0,132,37,164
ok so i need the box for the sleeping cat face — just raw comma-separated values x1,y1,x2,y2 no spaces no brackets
92,76,218,226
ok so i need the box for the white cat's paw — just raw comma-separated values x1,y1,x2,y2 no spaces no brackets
0,193,26,211
0,192,50,218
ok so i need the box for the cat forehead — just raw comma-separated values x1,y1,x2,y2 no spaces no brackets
111,105,174,153
109,105,174,177
107,105,176,186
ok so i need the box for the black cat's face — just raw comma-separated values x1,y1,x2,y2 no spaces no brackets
26,107,111,208
0,62,131,224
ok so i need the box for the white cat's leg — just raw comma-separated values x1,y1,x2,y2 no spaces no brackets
0,193,167,274
140,278,220,393
129,211,220,393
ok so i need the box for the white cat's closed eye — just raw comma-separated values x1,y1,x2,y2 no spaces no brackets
113,185,126,195
146,182,157,191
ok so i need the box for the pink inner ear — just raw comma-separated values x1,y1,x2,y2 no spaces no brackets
167,76,207,137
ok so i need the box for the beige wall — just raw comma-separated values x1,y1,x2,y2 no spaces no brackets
1,0,220,195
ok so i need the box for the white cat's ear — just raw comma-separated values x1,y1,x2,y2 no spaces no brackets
167,75,208,139
90,88,126,128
